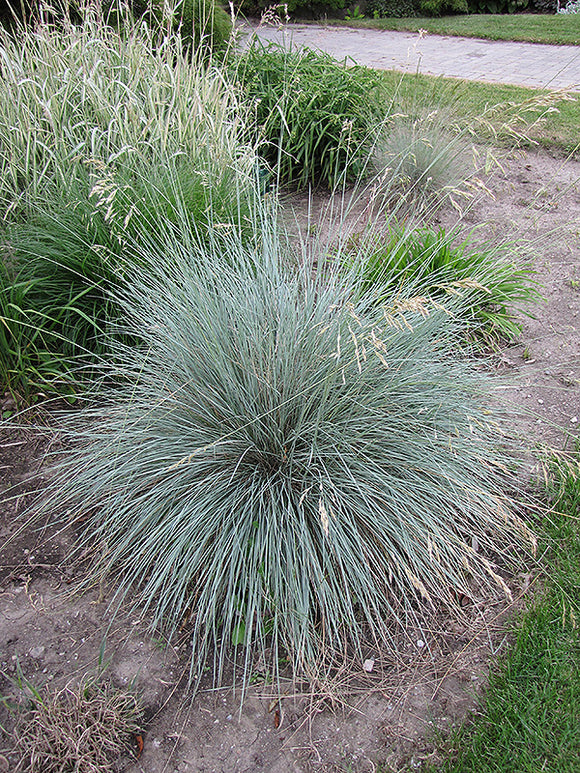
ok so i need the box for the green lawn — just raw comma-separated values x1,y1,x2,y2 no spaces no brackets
428,457,580,773
380,69,580,155
324,14,580,45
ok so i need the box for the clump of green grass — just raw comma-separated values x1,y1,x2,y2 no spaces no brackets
32,200,535,690
349,224,538,347
0,261,70,399
233,42,386,189
432,455,580,773
11,679,142,773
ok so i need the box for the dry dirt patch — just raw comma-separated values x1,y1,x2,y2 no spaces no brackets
440,148,580,452
0,147,578,773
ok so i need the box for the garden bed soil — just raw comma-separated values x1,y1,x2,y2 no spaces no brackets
0,147,578,773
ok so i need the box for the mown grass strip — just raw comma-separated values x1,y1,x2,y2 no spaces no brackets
430,456,580,773
324,14,580,46
379,69,580,156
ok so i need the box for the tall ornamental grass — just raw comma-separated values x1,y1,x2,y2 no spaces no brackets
0,13,257,397
34,205,535,687
0,11,254,222
125,0,233,59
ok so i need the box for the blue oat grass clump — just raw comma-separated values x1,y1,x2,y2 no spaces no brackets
37,221,535,686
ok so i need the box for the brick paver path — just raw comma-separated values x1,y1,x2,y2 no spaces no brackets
244,23,580,91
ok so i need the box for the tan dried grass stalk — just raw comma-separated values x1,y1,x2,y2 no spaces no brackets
13,681,141,773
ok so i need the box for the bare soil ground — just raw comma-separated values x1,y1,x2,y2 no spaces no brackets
0,147,578,773
443,148,580,452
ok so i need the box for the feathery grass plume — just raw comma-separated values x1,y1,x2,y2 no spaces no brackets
32,197,535,691
374,109,474,209
469,89,577,150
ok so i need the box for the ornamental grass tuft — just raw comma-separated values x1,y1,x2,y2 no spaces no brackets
33,202,536,689
374,109,473,208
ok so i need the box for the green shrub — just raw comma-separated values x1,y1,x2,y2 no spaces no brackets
419,0,467,15
33,202,535,689
0,151,261,400
349,225,538,347
369,0,466,15
366,0,417,17
234,0,345,20
3,191,122,364
1,146,255,397
532,0,558,12
183,0,232,57
234,42,385,189
468,0,530,12
0,170,131,399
